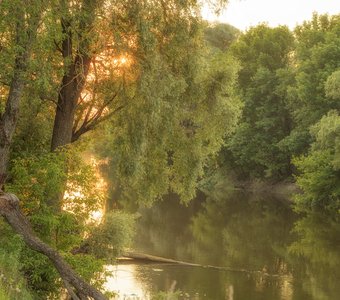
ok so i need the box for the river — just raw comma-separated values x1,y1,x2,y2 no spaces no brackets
104,190,340,300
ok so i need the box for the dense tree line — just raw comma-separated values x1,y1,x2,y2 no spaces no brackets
0,1,339,297
212,14,339,213
0,0,236,298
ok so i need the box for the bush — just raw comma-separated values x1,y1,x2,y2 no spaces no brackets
87,211,136,260
0,222,34,300
3,148,134,297
293,111,340,212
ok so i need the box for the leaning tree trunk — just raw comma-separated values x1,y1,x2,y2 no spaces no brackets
0,3,107,298
0,192,107,300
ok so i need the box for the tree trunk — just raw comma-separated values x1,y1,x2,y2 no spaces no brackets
0,3,108,298
51,0,96,151
50,53,91,151
0,144,11,189
0,192,107,300
0,17,30,188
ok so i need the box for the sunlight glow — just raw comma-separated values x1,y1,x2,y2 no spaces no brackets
202,0,340,30
76,48,134,127
63,155,107,224
104,265,150,299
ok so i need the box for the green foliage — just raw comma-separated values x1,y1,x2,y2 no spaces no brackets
7,147,104,225
64,254,107,289
7,151,67,214
1,0,338,297
11,98,55,158
3,148,112,296
95,24,241,205
293,111,340,212
220,14,340,187
0,222,33,300
286,13,340,156
151,290,182,299
224,24,294,180
204,22,240,51
19,249,59,298
87,211,136,260
1,0,240,297
294,150,339,211
325,70,340,100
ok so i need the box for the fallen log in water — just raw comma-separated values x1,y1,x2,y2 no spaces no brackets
122,251,200,267
120,251,282,277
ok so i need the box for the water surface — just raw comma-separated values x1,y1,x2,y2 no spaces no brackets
106,190,340,300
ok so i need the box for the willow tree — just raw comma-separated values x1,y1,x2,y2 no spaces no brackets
0,0,239,298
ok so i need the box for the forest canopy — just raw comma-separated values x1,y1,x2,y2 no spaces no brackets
0,0,339,298
0,0,238,298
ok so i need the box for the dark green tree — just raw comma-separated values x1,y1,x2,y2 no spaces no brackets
293,111,340,212
204,22,240,51
223,24,295,180
283,13,340,156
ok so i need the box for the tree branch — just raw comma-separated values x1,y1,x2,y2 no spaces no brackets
54,39,63,54
0,191,107,300
71,105,125,143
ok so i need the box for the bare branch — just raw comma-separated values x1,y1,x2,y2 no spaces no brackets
39,94,59,106
54,39,63,54
71,105,125,143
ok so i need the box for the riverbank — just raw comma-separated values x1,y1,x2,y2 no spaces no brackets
234,180,299,199
201,169,300,201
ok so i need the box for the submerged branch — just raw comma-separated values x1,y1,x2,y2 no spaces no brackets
0,191,107,300
121,251,285,278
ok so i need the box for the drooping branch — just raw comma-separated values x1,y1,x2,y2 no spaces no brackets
0,191,107,300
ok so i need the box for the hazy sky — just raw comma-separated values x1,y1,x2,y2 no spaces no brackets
202,0,340,30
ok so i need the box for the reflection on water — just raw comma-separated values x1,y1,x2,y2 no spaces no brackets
106,190,340,299
105,264,150,299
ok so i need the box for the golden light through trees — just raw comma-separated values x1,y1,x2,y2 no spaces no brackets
63,155,108,224
73,37,136,142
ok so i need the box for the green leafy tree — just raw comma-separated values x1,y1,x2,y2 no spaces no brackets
284,13,340,156
204,22,240,51
223,24,294,180
0,0,236,298
293,111,340,212
94,30,241,205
